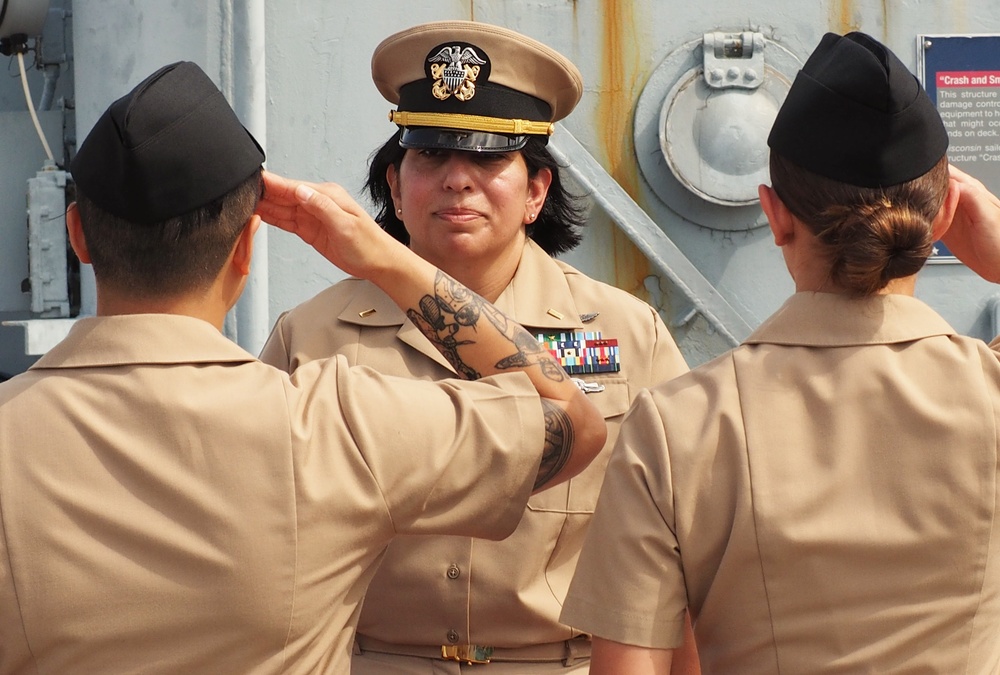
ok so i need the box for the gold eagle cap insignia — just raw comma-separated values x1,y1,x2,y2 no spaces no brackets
427,45,487,102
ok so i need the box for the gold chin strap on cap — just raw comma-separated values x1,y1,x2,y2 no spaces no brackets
389,110,555,136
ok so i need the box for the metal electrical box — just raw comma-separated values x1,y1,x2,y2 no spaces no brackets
26,164,70,318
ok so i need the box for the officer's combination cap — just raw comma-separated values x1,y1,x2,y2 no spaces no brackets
767,31,948,188
71,61,265,224
371,20,583,152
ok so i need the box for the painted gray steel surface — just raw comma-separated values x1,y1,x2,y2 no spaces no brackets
2,0,1000,374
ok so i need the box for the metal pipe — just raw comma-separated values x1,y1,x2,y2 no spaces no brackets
223,0,268,354
989,295,1000,339
38,62,58,110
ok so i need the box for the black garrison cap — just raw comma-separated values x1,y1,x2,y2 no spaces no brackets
767,31,948,188
70,61,265,224
372,21,583,152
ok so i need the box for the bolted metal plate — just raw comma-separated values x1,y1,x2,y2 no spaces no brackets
660,68,782,205
635,35,802,230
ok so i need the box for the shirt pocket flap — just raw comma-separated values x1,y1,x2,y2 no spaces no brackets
528,376,631,515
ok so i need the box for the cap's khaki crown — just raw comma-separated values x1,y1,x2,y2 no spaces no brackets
372,20,583,146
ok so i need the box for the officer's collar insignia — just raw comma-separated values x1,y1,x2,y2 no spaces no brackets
426,43,488,102
536,330,621,375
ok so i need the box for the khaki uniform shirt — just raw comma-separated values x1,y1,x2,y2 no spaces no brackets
0,314,545,674
260,239,688,650
562,292,1000,673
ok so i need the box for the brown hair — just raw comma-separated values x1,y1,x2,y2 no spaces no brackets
75,168,262,298
769,153,949,296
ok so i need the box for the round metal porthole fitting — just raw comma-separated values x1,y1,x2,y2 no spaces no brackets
634,32,802,231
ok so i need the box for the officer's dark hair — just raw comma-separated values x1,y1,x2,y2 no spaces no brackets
365,130,586,255
74,167,263,298
770,152,949,296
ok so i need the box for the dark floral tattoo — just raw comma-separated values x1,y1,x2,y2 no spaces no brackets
406,271,567,382
534,400,575,489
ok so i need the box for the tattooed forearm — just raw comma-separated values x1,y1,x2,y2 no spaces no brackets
407,305,480,380
496,331,567,382
534,399,575,490
406,270,567,383
405,272,481,379
432,271,482,328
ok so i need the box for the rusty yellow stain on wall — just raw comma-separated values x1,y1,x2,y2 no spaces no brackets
612,226,656,300
943,0,969,32
597,0,655,298
831,0,860,34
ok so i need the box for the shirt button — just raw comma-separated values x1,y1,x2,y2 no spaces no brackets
447,564,461,580
447,630,460,644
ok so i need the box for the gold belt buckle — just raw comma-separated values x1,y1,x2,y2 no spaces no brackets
441,644,494,664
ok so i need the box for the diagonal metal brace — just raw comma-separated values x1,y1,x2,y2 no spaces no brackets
548,125,753,346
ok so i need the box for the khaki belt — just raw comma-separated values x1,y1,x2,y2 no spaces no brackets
355,634,591,665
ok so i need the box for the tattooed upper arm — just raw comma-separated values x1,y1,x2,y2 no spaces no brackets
534,399,575,490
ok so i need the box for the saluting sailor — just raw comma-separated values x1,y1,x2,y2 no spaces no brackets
260,20,692,673
563,31,1000,674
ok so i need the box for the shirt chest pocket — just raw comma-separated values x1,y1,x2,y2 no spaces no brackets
527,377,631,515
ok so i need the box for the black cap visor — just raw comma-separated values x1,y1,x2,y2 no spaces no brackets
399,127,528,152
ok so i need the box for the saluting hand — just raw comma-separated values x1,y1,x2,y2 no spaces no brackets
941,165,1000,283
255,170,411,281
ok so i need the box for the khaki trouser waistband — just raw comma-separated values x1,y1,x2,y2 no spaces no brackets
355,634,591,665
